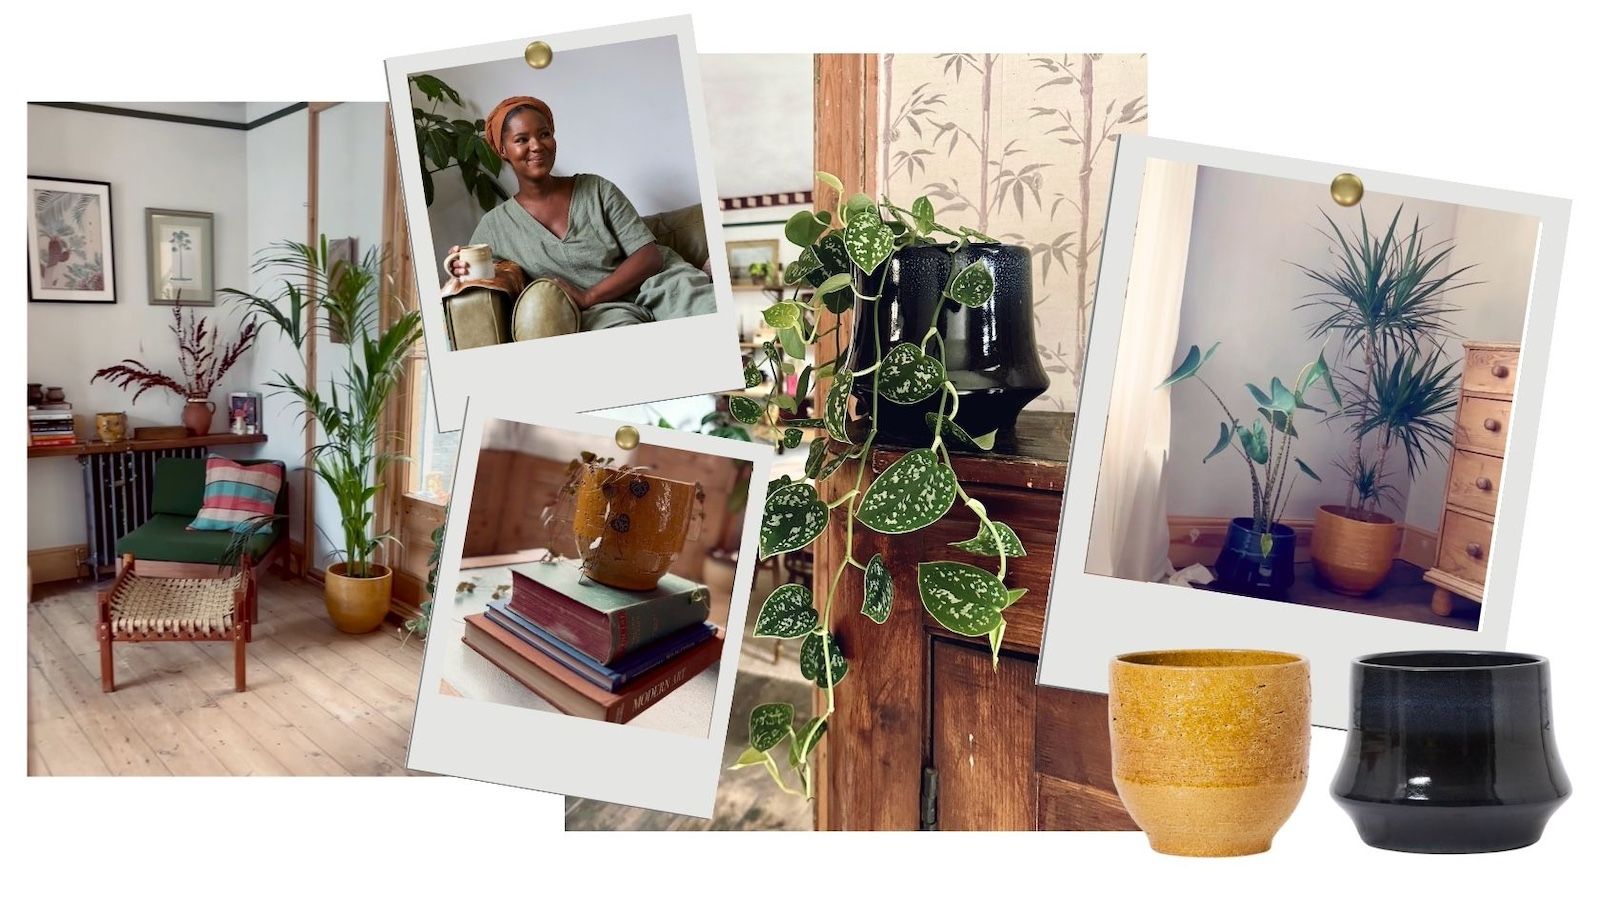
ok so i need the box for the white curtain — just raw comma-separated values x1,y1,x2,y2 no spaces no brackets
1086,159,1199,581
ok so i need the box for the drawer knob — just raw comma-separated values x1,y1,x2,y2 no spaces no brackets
1475,476,1493,491
1466,542,1484,559
1483,417,1501,433
1491,364,1510,378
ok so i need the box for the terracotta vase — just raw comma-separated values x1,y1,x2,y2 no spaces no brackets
182,397,216,436
1109,649,1311,856
1311,505,1399,595
95,411,128,444
573,465,698,591
324,562,393,633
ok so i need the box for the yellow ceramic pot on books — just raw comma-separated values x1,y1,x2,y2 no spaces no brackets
1109,649,1311,857
573,465,698,591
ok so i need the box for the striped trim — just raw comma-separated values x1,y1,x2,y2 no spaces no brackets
720,190,813,211
190,457,284,532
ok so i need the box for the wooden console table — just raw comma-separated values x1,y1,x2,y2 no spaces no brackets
814,411,1137,831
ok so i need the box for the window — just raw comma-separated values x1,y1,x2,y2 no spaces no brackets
410,359,460,503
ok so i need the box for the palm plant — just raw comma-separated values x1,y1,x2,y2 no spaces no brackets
222,236,424,578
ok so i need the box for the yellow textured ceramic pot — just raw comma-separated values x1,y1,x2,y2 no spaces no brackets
1109,649,1311,857
573,466,697,591
324,563,393,633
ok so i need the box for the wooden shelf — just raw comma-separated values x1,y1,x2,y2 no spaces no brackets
27,432,268,459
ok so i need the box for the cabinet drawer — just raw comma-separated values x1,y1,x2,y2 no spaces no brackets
1445,450,1504,518
1463,346,1519,397
1455,396,1512,456
1436,510,1492,587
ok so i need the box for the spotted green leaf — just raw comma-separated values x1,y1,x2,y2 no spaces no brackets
925,413,992,451
815,447,856,481
729,395,763,425
844,193,876,223
779,325,806,360
844,213,893,274
856,448,957,534
814,272,854,299
1003,587,1028,609
806,233,856,313
743,365,762,389
763,302,802,330
750,702,794,752
825,370,853,443
783,427,803,449
790,717,827,768
1202,421,1231,463
878,342,946,404
784,209,828,248
950,521,1026,557
754,583,817,639
730,746,768,769
917,561,1009,637
862,553,893,624
800,632,848,688
911,196,935,235
947,261,995,308
759,480,828,558
804,437,827,478
1157,341,1221,389
784,247,821,285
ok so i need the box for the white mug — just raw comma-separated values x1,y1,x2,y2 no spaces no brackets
449,243,493,281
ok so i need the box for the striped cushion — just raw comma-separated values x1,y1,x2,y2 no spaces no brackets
189,457,284,532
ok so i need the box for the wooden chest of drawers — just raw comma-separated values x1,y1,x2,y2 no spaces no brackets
1425,341,1519,615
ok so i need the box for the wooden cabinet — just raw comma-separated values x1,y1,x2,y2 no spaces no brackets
1425,341,1518,614
815,411,1137,831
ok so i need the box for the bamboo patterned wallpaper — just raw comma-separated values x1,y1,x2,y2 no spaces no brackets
878,54,1147,411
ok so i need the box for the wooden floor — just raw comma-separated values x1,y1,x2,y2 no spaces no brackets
27,572,424,776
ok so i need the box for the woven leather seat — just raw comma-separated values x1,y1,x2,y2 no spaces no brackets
108,573,242,638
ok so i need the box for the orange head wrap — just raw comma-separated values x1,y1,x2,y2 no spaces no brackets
485,96,554,158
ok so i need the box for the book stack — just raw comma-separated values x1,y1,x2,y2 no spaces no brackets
462,559,722,724
27,404,77,447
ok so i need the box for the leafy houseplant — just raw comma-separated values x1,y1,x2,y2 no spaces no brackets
92,297,259,436
729,172,1031,799
1297,209,1468,594
223,237,424,633
1158,342,1337,597
410,73,508,212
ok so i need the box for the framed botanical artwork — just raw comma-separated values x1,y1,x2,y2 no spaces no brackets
146,208,215,306
27,176,117,303
725,238,780,290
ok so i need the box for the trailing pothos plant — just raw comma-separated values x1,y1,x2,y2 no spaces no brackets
729,172,1028,799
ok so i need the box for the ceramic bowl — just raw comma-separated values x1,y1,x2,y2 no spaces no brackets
1331,650,1570,853
1109,649,1311,856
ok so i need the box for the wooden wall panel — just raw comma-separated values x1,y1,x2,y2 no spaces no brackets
931,641,1037,830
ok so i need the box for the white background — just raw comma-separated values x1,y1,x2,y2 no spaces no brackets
7,1,1597,896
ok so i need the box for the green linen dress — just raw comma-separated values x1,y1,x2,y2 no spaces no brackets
469,173,715,331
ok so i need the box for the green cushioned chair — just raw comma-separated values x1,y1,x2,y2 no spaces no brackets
114,456,290,632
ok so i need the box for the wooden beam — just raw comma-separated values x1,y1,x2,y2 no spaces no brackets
302,105,321,575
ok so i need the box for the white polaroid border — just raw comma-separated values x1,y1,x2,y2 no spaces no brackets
384,16,742,429
1036,136,1571,728
405,402,771,817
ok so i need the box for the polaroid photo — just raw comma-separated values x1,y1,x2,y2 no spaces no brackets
1037,136,1570,727
406,404,771,816
385,16,742,427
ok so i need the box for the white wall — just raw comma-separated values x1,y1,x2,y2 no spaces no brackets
27,105,252,548
415,35,702,272
702,54,813,197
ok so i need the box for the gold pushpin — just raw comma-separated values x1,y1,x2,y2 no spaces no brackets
524,41,553,69
614,424,640,450
1330,172,1364,207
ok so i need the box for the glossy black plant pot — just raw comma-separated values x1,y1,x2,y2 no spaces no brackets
1332,651,1570,853
1213,518,1296,598
845,243,1048,443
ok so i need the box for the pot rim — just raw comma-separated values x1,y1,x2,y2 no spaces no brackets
326,561,393,580
584,463,696,490
1317,504,1397,526
1354,650,1546,672
1226,517,1296,538
1114,648,1306,670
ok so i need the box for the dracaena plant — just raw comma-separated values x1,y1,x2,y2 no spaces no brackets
1158,342,1339,552
729,172,1025,799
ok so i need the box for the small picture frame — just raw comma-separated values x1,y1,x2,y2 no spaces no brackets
725,238,781,290
27,176,117,303
146,208,215,306
227,391,263,435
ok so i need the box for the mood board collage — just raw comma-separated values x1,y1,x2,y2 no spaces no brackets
22,13,1579,863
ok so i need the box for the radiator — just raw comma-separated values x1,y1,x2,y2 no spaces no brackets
80,446,206,573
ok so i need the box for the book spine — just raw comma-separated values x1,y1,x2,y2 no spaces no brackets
613,639,719,724
612,593,710,658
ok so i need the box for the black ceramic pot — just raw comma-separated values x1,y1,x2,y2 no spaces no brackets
1212,518,1296,598
1332,651,1570,853
845,243,1048,443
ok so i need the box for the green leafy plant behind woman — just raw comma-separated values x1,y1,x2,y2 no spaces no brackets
410,73,508,212
222,237,424,578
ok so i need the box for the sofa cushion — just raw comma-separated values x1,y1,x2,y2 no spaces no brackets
118,513,279,565
512,279,582,341
641,204,709,270
189,457,285,531
152,457,208,517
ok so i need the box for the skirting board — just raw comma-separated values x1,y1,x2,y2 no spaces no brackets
28,545,88,585
1167,516,1435,570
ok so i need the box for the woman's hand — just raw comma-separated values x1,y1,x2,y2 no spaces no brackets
444,246,472,279
546,276,591,309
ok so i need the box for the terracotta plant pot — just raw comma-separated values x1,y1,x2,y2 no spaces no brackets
324,562,393,633
182,397,216,436
1310,505,1399,595
1109,649,1311,857
573,465,698,591
1332,651,1571,853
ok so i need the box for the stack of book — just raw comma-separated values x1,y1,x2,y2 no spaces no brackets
463,559,722,724
27,405,76,447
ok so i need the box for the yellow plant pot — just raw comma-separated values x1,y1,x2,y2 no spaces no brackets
1310,504,1399,595
573,465,697,591
1110,649,1311,857
324,562,393,633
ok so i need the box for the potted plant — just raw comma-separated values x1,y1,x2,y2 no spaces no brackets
222,237,424,633
1298,209,1469,594
92,297,259,435
1157,342,1337,597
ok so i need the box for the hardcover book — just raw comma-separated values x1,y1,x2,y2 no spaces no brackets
507,559,711,664
485,599,715,692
